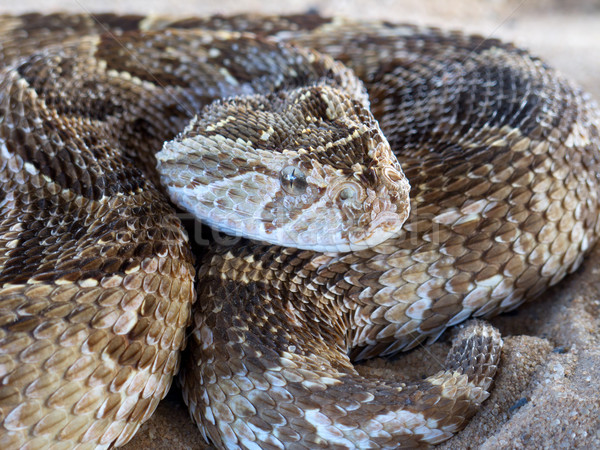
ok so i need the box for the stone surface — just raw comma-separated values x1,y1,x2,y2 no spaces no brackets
1,1,599,448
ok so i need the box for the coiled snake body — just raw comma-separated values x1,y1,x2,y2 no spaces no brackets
0,13,599,449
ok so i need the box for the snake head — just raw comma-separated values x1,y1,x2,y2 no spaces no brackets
156,84,410,252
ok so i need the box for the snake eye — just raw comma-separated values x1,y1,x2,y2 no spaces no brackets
280,165,308,196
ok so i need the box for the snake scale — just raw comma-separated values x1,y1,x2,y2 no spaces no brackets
0,12,599,449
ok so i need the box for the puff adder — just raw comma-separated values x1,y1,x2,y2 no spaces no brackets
0,13,599,449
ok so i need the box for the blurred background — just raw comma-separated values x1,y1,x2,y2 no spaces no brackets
1,0,599,99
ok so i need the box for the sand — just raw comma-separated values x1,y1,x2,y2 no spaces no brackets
1,1,599,448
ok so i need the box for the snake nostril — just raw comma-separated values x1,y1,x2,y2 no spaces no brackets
339,186,357,202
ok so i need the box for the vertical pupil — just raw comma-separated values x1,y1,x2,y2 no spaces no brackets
280,166,307,195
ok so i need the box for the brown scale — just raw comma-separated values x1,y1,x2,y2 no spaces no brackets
0,12,599,450
180,16,598,448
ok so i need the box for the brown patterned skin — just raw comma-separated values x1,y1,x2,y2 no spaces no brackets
0,12,599,449
0,23,201,450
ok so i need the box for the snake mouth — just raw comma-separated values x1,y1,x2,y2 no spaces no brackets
256,167,410,252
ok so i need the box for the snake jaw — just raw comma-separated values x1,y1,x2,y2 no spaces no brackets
157,136,410,252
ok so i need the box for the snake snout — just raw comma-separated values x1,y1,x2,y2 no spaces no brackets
340,162,411,249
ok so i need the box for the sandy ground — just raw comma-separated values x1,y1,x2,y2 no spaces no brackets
1,1,600,448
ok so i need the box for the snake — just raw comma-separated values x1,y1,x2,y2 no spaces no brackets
0,12,599,449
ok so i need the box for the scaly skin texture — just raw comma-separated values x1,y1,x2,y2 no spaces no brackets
0,19,408,448
0,13,599,449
